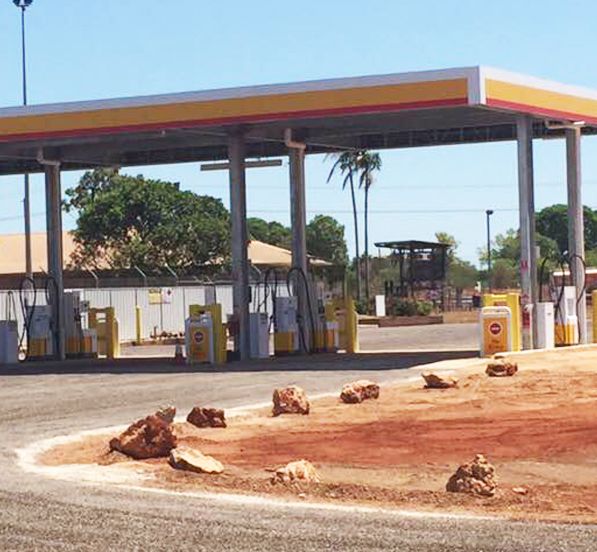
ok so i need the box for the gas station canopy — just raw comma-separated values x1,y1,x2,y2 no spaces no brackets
2,65,596,359
1,66,597,174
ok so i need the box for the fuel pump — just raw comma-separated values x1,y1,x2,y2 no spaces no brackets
259,266,343,356
258,268,297,356
185,311,214,364
63,291,97,359
540,253,587,347
0,292,19,364
27,305,54,359
19,276,57,361
554,285,579,345
249,311,270,358
273,295,299,355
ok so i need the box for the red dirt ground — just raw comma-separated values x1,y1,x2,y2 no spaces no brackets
41,347,597,523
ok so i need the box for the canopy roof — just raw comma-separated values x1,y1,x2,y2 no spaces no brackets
1,66,597,175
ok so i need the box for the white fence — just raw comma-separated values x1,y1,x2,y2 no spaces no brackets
0,283,284,343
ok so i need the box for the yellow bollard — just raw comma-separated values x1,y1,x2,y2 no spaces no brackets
106,307,120,359
592,290,597,343
330,297,359,353
135,305,142,345
89,307,119,359
344,297,359,353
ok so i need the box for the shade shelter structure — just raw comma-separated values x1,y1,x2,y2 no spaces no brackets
375,240,449,307
1,66,596,359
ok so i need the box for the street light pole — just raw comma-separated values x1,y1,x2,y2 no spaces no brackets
13,0,34,281
486,209,494,289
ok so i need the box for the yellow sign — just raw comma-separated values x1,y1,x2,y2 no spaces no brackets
148,288,162,305
481,312,510,356
189,326,210,363
482,292,521,351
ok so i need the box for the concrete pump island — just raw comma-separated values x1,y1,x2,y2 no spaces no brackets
2,66,597,536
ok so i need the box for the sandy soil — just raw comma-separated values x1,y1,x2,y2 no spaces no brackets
40,347,597,523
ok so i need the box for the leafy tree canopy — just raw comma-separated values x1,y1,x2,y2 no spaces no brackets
248,215,348,265
435,231,478,290
536,204,597,254
306,215,349,266
65,169,230,271
480,228,559,286
480,228,559,264
247,218,291,249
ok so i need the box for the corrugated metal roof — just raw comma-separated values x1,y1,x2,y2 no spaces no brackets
0,232,330,274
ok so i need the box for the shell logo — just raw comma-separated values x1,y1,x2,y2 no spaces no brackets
489,322,502,336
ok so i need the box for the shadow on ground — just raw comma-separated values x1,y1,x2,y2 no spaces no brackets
0,350,479,376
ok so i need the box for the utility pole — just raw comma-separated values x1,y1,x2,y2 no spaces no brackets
13,0,34,281
485,209,494,288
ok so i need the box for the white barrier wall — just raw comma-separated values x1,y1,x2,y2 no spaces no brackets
0,284,282,343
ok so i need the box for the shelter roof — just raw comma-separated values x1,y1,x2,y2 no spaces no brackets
0,232,330,274
375,240,450,251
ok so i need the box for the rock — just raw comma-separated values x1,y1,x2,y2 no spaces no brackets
446,454,497,497
271,459,320,484
486,360,518,377
340,380,380,404
155,405,176,424
512,486,529,495
187,407,226,428
422,372,458,389
272,385,310,416
169,446,224,474
109,415,177,460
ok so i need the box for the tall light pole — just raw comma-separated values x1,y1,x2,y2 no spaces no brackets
13,0,34,281
486,209,494,288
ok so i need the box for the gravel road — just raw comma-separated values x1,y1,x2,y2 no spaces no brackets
0,325,594,551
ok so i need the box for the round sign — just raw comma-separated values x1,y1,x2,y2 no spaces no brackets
193,331,204,344
489,322,502,336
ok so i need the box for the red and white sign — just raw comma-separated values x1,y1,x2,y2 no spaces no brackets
489,322,502,336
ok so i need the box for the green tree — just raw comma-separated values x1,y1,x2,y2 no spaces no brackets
306,215,349,265
435,232,479,294
266,221,292,249
536,204,597,254
64,167,121,212
485,228,559,265
449,259,479,289
327,151,362,300
65,169,230,270
479,228,559,288
247,218,291,249
435,231,458,261
357,151,382,304
247,217,270,243
490,258,518,289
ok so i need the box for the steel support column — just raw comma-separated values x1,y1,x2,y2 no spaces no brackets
289,144,310,351
566,126,587,343
44,163,65,360
516,116,538,349
228,132,251,360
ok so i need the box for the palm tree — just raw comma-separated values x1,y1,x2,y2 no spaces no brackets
326,151,362,301
357,151,382,305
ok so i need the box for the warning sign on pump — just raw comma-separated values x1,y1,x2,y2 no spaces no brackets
480,306,512,356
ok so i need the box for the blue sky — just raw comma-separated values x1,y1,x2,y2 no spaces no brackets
1,0,597,265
